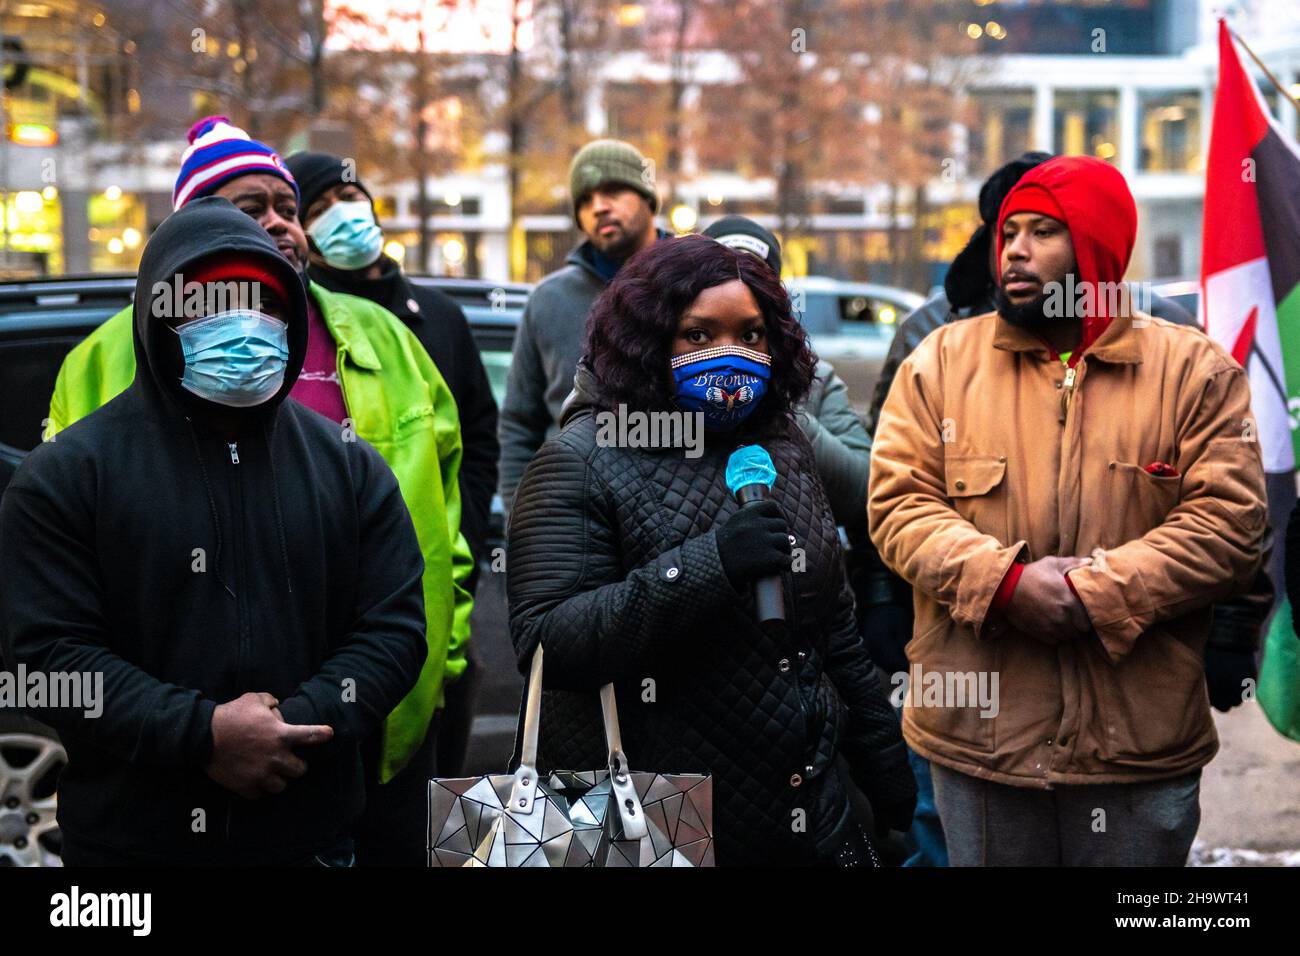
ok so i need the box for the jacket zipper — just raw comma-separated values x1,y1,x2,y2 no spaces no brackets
228,441,250,686
226,439,250,844
1053,359,1084,776
1058,365,1077,424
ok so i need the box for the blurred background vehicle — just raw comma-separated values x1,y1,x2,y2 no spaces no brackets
1151,277,1201,320
785,277,924,416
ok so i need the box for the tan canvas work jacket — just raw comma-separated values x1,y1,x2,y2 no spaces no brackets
868,310,1267,787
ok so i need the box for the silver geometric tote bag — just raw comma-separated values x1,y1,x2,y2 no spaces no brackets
428,644,714,866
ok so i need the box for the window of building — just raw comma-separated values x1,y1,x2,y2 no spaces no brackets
694,84,759,176
1138,90,1201,172
87,190,146,273
605,81,664,156
524,231,571,283
0,189,63,276
1153,235,1183,279
1053,90,1120,162
971,1,1163,55
821,196,865,216
967,89,1035,178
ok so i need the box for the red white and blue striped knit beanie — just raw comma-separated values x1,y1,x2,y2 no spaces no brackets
172,115,299,210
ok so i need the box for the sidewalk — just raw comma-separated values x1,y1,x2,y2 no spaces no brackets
1192,700,1300,865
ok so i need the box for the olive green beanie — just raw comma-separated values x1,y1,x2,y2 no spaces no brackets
568,139,659,224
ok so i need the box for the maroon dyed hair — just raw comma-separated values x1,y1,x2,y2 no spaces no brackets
582,233,815,431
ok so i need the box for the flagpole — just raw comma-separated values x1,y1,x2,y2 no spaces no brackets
1230,26,1300,123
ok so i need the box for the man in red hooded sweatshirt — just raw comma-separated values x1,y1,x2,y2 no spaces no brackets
868,156,1268,865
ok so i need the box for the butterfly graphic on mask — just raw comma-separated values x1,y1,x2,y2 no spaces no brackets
705,385,755,411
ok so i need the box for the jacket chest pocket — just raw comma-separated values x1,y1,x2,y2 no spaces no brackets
945,454,1009,544
1105,461,1180,546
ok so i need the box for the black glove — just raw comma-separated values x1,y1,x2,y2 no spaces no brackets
1204,645,1257,712
854,740,918,836
714,500,790,590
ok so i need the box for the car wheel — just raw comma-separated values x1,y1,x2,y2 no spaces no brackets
0,715,64,866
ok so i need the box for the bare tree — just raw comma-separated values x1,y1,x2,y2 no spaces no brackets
324,1,470,268
142,0,336,142
698,0,984,284
483,0,622,276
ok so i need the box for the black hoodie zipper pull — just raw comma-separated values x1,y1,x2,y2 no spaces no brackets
228,441,240,465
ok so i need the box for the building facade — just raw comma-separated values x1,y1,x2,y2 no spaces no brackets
5,0,1299,287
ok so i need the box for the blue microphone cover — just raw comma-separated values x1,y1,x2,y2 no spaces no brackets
726,444,777,494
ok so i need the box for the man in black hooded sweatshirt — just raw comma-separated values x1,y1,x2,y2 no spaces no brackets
0,197,427,866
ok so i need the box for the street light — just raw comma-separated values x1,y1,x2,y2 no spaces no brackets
441,237,466,265
14,191,43,214
669,203,698,233
617,4,646,27
10,124,57,146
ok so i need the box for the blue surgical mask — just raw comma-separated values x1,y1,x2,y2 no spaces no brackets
174,309,290,408
307,200,384,270
671,345,772,429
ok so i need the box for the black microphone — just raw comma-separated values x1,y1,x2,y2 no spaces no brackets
725,445,786,630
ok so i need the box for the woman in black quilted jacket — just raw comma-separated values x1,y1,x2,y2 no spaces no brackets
506,234,916,866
